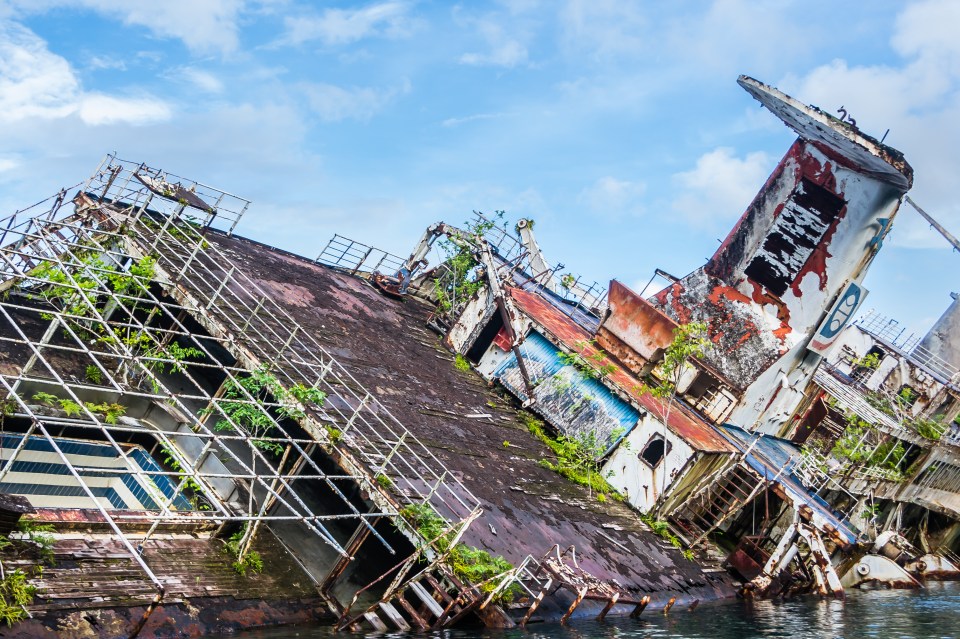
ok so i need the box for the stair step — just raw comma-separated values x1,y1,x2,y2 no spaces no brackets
378,601,410,631
409,580,445,618
362,611,388,632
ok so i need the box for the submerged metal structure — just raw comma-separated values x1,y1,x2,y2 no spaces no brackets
0,156,491,634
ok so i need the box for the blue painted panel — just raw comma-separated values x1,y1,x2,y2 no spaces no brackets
1,435,193,510
494,331,639,455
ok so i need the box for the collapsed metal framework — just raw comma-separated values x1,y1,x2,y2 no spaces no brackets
0,155,481,601
317,211,609,316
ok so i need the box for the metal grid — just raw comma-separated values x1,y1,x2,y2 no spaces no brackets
856,309,959,388
0,156,482,599
315,234,405,276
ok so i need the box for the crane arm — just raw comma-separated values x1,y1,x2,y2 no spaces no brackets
905,196,960,252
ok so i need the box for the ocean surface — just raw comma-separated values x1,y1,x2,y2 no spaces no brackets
224,581,960,639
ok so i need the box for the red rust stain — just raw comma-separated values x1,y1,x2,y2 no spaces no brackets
653,282,693,325
748,280,793,345
708,284,752,306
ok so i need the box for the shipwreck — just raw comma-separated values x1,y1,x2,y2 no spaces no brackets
0,75,957,638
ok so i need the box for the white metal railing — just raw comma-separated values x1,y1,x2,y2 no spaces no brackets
856,309,959,388
315,234,405,275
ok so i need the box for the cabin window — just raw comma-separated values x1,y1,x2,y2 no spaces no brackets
639,434,671,468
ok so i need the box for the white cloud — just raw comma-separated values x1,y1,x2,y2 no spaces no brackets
300,79,411,122
577,176,646,218
671,147,772,227
0,20,171,126
441,112,508,127
891,0,960,62
0,21,79,121
169,67,225,94
559,0,648,59
459,17,529,67
281,1,415,46
0,158,19,173
775,0,960,250
77,94,172,126
9,0,244,55
87,55,126,71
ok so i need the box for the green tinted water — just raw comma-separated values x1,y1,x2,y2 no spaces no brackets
225,581,960,639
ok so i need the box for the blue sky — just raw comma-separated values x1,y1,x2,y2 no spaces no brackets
1,1,958,338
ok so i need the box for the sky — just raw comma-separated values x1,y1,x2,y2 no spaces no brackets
1,0,958,338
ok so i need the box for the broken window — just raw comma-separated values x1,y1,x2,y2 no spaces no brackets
639,434,670,468
897,384,918,407
743,177,846,297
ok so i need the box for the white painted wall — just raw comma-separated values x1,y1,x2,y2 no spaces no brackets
602,413,694,512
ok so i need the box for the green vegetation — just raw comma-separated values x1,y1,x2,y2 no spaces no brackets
0,519,57,625
375,473,393,489
205,365,326,456
57,399,82,417
83,402,126,424
454,354,471,372
84,365,103,384
224,526,263,577
325,426,343,444
522,414,622,500
649,322,710,401
639,513,685,551
398,503,517,600
16,519,55,567
159,446,210,511
145,341,204,375
30,392,57,407
0,568,37,626
556,340,619,379
852,352,881,370
433,212,503,314
30,252,157,320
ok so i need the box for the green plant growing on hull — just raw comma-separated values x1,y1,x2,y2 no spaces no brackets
454,354,471,372
145,341,205,375
16,519,55,567
57,399,82,417
522,414,624,500
639,512,685,551
432,211,504,315
397,503,519,601
159,446,211,511
644,322,710,496
325,426,343,444
557,340,619,380
852,352,881,371
83,402,126,424
224,525,263,577
913,416,945,441
206,366,326,456
0,569,38,627
30,392,58,407
829,413,906,480
84,365,103,384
